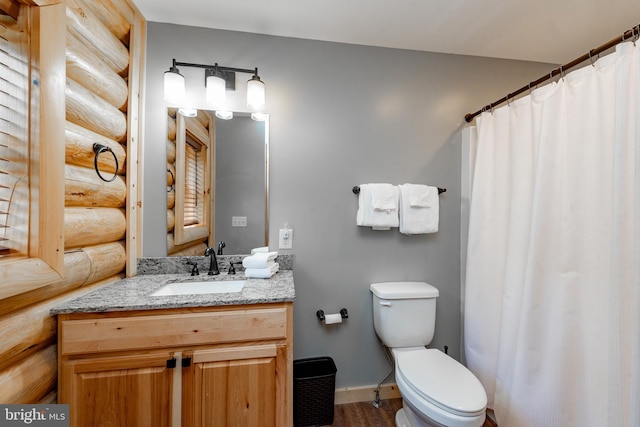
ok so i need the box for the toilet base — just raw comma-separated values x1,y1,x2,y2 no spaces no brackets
396,404,446,427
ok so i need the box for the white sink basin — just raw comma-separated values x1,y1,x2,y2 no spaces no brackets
150,280,246,296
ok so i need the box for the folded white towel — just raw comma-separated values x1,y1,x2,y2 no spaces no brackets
244,262,279,279
399,184,439,234
356,184,399,230
251,246,269,255
242,251,278,269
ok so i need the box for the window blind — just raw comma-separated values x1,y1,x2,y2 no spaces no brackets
184,138,204,226
0,8,29,257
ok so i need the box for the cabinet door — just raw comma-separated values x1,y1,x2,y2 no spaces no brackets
184,345,280,427
61,352,175,427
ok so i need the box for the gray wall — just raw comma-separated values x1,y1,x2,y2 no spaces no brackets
215,115,266,254
142,23,553,388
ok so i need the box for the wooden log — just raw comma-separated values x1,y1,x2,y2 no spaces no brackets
66,31,128,111
0,243,126,316
81,0,131,47
167,189,175,209
66,121,126,175
0,0,20,20
167,233,207,256
38,390,57,404
0,344,57,403
65,163,126,208
66,0,129,75
167,209,175,232
196,109,210,129
167,115,176,141
167,163,176,187
167,138,176,164
66,78,127,142
0,275,121,372
64,207,126,249
185,115,209,144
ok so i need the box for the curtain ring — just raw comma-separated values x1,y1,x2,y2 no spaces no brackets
506,93,511,107
560,65,565,80
588,50,596,67
167,168,175,192
92,143,118,183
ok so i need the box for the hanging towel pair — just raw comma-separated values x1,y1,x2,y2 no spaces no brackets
356,183,400,230
399,184,439,234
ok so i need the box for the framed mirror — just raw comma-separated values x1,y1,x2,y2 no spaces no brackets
166,108,269,256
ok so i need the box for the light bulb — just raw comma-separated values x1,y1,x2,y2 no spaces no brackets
206,74,226,109
247,75,266,110
163,68,185,105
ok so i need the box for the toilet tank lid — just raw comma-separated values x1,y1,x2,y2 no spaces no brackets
370,282,439,299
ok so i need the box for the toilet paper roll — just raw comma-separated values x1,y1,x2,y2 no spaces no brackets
324,313,343,325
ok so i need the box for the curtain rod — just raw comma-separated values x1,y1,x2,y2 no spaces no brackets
464,24,640,123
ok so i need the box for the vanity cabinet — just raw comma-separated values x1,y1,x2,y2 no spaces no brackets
57,303,293,427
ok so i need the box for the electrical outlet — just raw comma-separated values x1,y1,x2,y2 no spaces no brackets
232,216,247,227
279,228,293,249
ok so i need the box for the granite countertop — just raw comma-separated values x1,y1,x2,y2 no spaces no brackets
51,270,295,314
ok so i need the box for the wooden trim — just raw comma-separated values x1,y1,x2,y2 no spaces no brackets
334,383,401,405
125,9,146,276
32,2,66,273
0,2,66,295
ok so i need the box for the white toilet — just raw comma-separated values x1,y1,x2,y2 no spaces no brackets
370,281,487,427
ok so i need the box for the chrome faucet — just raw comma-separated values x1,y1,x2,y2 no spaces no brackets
204,247,220,275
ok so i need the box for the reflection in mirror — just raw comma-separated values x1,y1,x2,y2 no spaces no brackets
166,109,269,256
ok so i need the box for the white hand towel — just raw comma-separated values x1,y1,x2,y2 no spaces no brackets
399,184,439,234
244,262,279,279
356,184,399,230
242,251,278,269
250,246,269,255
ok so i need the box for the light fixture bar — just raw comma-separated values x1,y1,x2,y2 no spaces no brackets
173,61,258,76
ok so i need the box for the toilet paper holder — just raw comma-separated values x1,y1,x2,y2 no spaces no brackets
316,308,349,322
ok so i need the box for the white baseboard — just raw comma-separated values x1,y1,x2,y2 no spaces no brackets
334,383,401,405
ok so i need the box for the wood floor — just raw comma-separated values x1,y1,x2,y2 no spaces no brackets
329,398,497,427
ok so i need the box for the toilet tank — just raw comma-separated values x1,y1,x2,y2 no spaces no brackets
370,282,439,348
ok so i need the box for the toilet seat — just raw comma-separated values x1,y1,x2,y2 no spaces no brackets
394,348,487,417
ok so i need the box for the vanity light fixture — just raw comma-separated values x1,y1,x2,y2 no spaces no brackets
163,59,266,111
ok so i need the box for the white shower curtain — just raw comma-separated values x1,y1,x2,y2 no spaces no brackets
465,41,640,427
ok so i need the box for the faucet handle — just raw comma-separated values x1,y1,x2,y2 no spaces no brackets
186,261,199,276
228,261,243,275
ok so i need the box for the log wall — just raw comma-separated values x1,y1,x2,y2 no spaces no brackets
0,0,145,405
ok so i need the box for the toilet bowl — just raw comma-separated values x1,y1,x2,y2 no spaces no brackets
392,347,486,427
370,282,487,427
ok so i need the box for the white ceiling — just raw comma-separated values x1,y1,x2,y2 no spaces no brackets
132,0,640,65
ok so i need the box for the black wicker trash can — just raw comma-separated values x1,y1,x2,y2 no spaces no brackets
293,357,337,427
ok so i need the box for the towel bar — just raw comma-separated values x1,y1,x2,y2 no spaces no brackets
352,185,446,195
